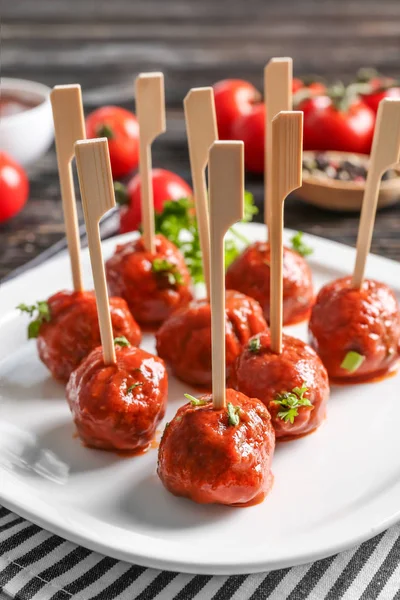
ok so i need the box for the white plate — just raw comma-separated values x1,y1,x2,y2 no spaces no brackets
1,223,400,575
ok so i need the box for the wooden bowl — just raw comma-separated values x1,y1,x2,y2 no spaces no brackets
296,151,400,212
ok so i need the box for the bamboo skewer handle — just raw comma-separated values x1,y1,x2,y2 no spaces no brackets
264,58,293,233
135,73,166,253
208,141,244,410
50,85,86,291
184,87,218,299
75,139,117,365
270,112,303,354
352,98,400,288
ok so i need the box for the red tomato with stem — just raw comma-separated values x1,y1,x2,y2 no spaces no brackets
298,94,375,154
213,79,260,140
356,68,400,115
0,152,29,223
117,169,193,234
86,106,139,178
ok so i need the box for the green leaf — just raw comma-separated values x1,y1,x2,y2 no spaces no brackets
249,337,262,353
227,402,241,426
127,382,142,393
153,192,257,284
114,336,131,347
290,231,313,257
184,393,209,407
340,351,365,373
271,382,312,423
152,258,183,287
243,191,259,222
17,300,50,339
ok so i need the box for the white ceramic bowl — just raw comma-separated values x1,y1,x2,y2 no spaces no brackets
0,78,54,166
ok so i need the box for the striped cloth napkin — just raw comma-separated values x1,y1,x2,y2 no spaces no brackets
1,506,400,599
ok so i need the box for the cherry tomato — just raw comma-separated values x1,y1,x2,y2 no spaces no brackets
213,79,260,140
86,106,139,178
361,85,400,114
231,104,265,174
118,169,193,234
0,152,29,223
298,95,375,154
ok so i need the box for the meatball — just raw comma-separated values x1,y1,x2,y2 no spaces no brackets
309,277,400,381
66,344,168,453
229,331,329,439
156,290,267,387
225,242,314,325
157,389,275,506
37,290,141,383
106,234,192,325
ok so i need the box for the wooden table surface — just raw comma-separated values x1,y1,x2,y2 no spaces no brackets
2,0,400,279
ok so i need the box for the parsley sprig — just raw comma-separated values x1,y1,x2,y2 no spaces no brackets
154,192,258,283
152,258,184,287
290,231,313,257
227,402,241,426
184,393,209,407
17,301,51,339
271,383,312,424
114,336,131,347
249,337,262,353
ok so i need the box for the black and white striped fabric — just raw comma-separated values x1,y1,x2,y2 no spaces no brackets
1,507,400,600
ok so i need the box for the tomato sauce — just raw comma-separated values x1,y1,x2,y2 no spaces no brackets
66,345,168,453
156,290,267,387
0,93,39,118
226,242,314,326
158,390,275,506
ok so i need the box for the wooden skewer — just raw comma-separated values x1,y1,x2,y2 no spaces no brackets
352,98,400,288
264,58,293,234
50,85,86,291
270,112,303,354
135,73,166,253
75,139,116,365
208,141,244,409
184,87,218,299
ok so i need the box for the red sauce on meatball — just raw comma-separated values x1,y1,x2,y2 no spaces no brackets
37,290,141,383
66,344,168,453
309,277,400,381
157,389,275,506
156,290,267,387
229,331,329,439
106,234,192,325
225,242,314,326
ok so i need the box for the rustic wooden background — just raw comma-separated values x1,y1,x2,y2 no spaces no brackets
2,0,400,279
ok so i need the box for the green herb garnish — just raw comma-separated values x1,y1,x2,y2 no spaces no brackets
249,337,262,353
227,402,241,426
290,231,313,257
17,301,51,339
184,393,209,407
127,382,142,393
114,336,131,347
271,383,312,424
154,192,258,283
152,258,184,287
340,351,365,373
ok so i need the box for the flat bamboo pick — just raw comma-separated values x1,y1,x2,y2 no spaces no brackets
50,85,86,291
184,87,218,299
270,112,303,354
352,98,400,288
135,73,166,253
209,141,244,410
75,139,116,365
264,58,293,234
